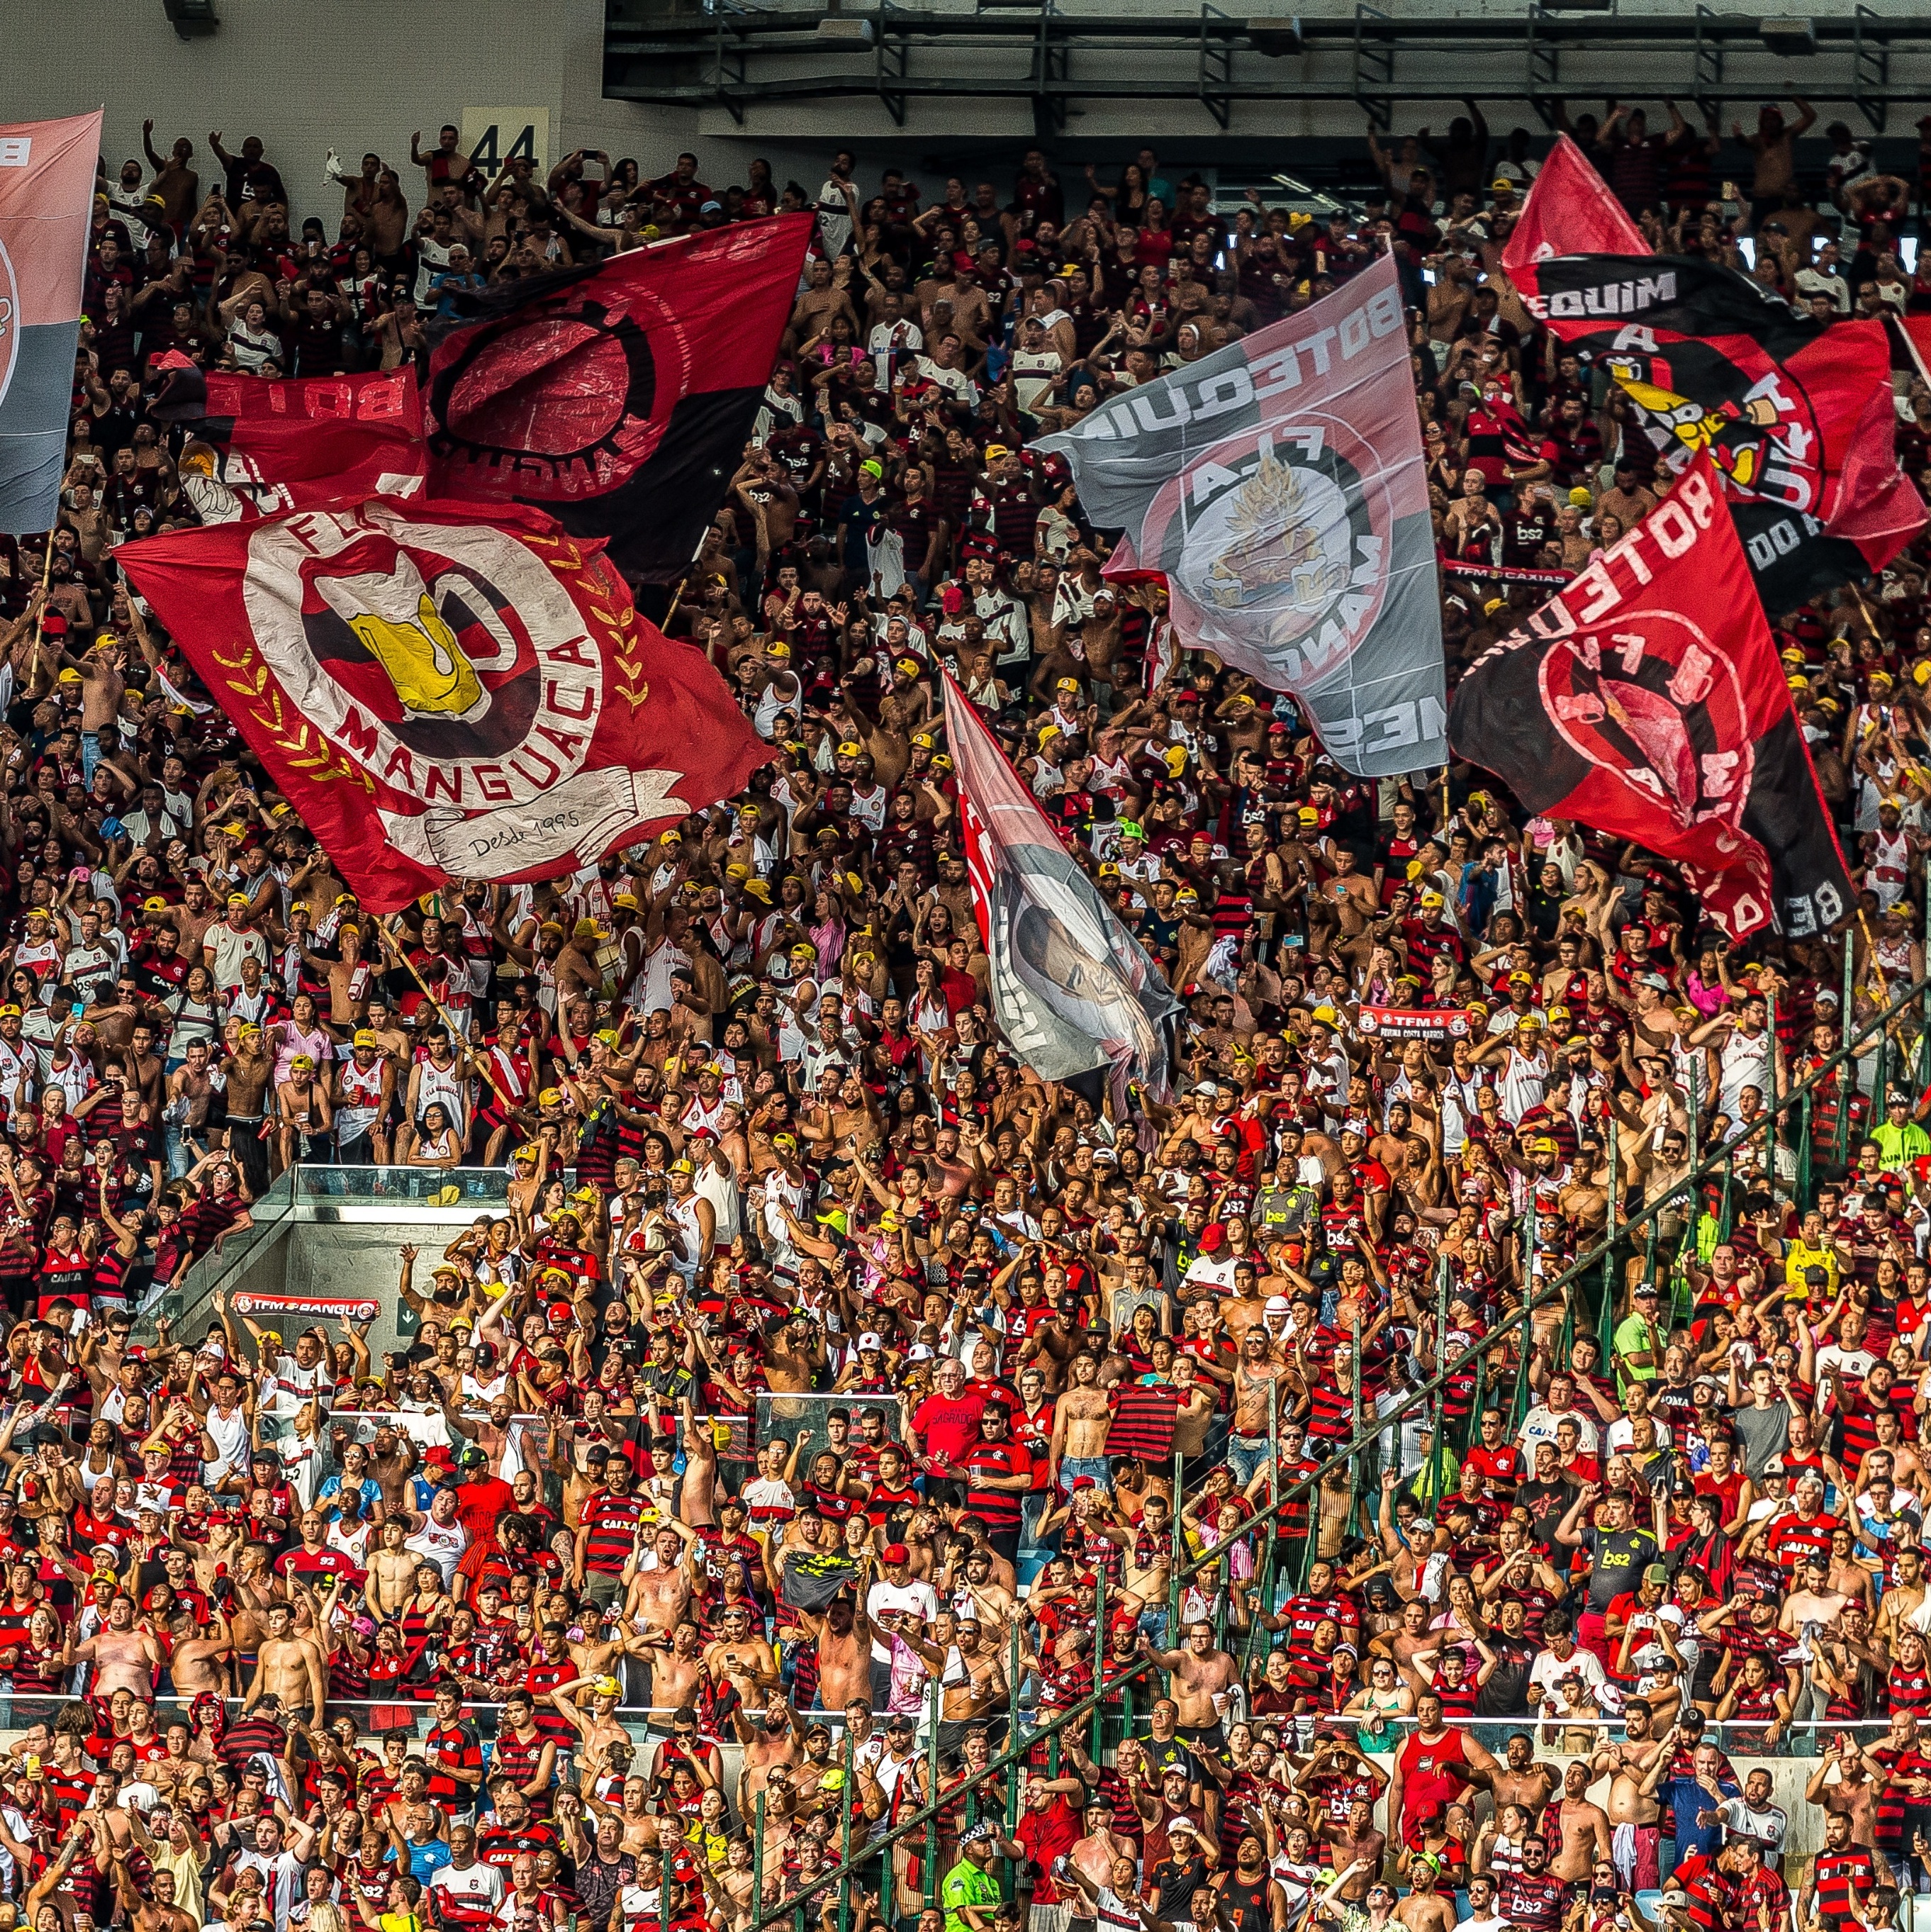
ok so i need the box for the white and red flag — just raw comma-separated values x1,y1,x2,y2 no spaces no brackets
119,496,765,911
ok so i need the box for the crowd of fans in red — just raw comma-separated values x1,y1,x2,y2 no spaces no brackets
1,95,1930,1932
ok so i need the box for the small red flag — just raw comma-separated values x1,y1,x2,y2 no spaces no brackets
1499,133,1645,298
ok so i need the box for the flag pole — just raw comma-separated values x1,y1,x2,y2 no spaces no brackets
28,532,55,665
661,521,717,632
374,918,517,1112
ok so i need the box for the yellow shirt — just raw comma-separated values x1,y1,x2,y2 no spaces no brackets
1782,1240,1837,1299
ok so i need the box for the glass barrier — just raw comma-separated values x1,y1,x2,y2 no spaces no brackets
754,1390,904,1473
291,1163,514,1205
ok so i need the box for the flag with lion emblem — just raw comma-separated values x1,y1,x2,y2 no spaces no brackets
118,497,766,911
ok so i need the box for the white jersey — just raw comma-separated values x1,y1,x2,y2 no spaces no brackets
1498,1044,1550,1123
404,1514,469,1584
414,1057,472,1137
1718,1027,1774,1119
336,1057,387,1146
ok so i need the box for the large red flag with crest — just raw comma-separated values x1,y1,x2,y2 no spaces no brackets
118,498,766,911
1449,458,1852,942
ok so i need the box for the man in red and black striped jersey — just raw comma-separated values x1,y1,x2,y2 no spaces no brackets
573,1460,645,1612
1494,1831,1566,1932
1803,1808,1890,1930
1762,1471,1841,1576
954,1404,1033,1562
477,1780,561,1870
423,1681,486,1821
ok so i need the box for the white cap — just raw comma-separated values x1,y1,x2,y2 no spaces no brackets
1264,1295,1293,1315
907,1344,936,1361
858,1332,884,1351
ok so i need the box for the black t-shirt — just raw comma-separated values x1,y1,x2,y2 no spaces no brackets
1582,1526,1658,1613
1514,1476,1578,1553
1473,1631,1538,1716
1502,508,1554,568
1150,1850,1211,1919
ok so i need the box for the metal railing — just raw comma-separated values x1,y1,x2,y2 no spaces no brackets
748,963,1931,1931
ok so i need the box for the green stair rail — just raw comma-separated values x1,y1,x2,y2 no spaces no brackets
746,964,1929,1932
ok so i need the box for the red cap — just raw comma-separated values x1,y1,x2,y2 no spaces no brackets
883,1543,909,1564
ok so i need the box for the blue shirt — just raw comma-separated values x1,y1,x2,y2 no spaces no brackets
406,1832,452,1882
1657,1772,1739,1856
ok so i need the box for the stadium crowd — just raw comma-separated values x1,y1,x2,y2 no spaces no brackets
5,93,1931,1932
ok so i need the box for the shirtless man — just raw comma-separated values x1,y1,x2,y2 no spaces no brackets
705,1601,779,1718
676,1395,718,1527
1120,1495,1175,1622
623,1521,698,1641
951,1545,1018,1652
1877,1545,1927,1646
1804,1731,1884,1848
631,1616,704,1719
1068,1795,1141,1895
366,1516,420,1619
1549,1757,1613,1883
243,1600,327,1725
547,1674,631,1787
103,1822,195,1932
223,1026,274,1172
1367,1596,1439,1690
904,1608,1006,1728
1141,1620,1239,1752
802,1590,873,1713
1394,1852,1456,1932
69,1592,162,1697
732,1698,805,1815
1489,1732,1560,1828
1049,1351,1112,1489
1591,1697,1667,1892
1309,846,1380,963
169,1607,236,1700
1322,1800,1385,1902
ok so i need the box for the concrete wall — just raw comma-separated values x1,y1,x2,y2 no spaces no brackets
15,0,1931,216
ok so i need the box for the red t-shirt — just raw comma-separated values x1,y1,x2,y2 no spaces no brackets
912,1388,988,1463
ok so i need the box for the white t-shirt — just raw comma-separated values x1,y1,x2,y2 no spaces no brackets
1518,1403,1600,1455
866,1577,939,1663
1717,1797,1788,1850
235,1848,306,1931
1528,1642,1612,1714
433,1861,505,1917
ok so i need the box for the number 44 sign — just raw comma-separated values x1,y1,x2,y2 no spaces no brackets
459,109,552,177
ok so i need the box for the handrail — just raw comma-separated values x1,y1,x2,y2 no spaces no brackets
749,966,1930,1930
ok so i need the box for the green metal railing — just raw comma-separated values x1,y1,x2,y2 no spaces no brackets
746,964,1930,1932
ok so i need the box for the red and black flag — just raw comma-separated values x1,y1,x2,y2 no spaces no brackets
147,359,427,520
1511,249,1923,610
423,213,812,581
1448,457,1852,943
118,495,767,912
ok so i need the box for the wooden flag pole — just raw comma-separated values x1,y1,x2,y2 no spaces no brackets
376,919,518,1112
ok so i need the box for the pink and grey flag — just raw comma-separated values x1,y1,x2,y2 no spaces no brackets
1034,250,1445,778
0,111,103,532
